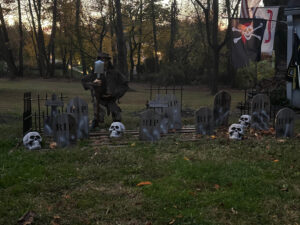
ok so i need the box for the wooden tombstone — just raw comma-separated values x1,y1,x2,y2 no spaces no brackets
195,107,214,135
67,97,89,139
275,108,295,138
139,109,161,142
213,91,231,127
53,113,77,147
251,94,270,130
44,93,64,136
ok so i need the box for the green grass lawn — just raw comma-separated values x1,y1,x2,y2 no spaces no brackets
0,79,300,225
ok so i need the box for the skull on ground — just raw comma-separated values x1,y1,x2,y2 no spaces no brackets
23,131,42,150
228,124,244,140
239,115,251,128
109,122,125,138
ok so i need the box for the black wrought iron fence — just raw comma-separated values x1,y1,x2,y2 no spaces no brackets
145,85,184,112
22,92,67,135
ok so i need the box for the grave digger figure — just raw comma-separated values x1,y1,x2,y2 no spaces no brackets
81,53,128,129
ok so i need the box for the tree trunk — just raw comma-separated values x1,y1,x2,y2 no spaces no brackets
48,0,58,77
169,0,177,63
114,0,128,76
150,0,159,72
211,0,219,94
75,0,87,75
137,0,143,80
28,0,48,77
109,0,117,65
34,0,49,77
99,18,107,53
0,4,18,78
17,0,23,77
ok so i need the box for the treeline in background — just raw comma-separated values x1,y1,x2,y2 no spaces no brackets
0,0,286,93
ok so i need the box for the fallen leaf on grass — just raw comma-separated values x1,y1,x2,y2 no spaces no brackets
277,139,286,143
169,219,176,224
131,142,136,147
210,135,216,140
273,159,279,163
183,156,190,161
63,194,71,199
137,181,152,187
214,184,220,190
50,142,57,149
51,221,59,225
176,214,183,218
17,211,36,225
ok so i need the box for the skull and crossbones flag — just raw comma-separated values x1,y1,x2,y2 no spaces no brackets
231,18,266,68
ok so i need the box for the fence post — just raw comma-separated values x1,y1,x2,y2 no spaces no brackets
38,94,41,132
180,85,183,112
46,93,49,116
150,83,152,100
23,92,32,135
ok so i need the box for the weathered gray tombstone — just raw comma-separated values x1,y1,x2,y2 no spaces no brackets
139,109,161,142
53,113,77,147
213,91,231,127
155,94,182,130
148,99,169,134
67,97,89,139
44,94,64,136
166,94,182,130
195,107,214,135
251,94,270,130
275,108,295,138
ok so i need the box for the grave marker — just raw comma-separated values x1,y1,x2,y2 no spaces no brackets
139,109,161,141
213,91,231,127
53,113,77,147
251,94,270,130
67,97,89,139
44,94,64,136
195,107,214,135
275,108,295,138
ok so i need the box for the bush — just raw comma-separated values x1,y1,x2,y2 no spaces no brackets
236,60,275,89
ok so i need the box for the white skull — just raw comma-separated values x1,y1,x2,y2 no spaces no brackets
228,124,244,140
23,131,42,150
239,115,251,128
109,122,125,138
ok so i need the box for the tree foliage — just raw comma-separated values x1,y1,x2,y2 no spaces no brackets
0,0,281,93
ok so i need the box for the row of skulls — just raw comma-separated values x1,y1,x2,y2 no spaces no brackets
228,115,251,140
23,122,126,150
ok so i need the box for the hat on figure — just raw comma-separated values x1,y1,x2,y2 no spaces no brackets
97,52,111,60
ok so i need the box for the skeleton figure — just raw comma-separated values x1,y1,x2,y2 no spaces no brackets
228,124,244,140
232,22,264,44
239,115,251,128
23,131,42,150
109,122,125,138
